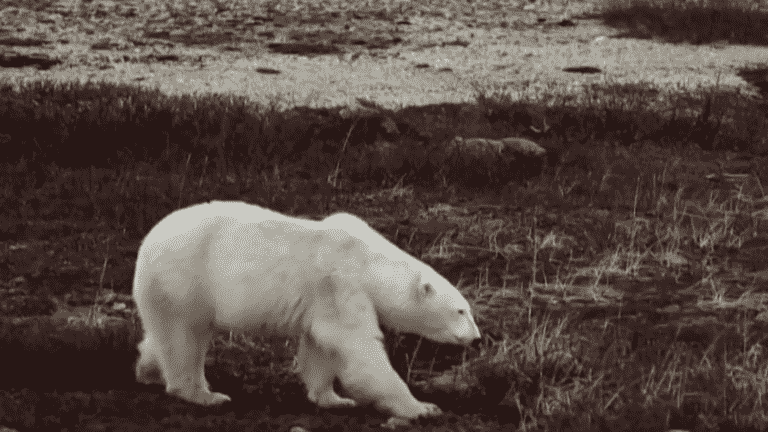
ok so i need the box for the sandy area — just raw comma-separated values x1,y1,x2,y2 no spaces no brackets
0,0,766,109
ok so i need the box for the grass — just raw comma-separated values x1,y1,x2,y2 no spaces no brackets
4,75,768,430
3,0,768,430
599,0,768,45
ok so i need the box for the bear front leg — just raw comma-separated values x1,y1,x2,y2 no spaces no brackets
336,337,442,420
297,334,357,409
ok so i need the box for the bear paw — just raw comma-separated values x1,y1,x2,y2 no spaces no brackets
206,392,232,405
387,400,442,420
314,390,357,409
381,401,443,429
381,402,442,429
136,366,164,385
135,352,164,385
170,388,231,406
411,401,442,418
195,391,231,405
382,417,410,429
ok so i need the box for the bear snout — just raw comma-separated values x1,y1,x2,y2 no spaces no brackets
451,320,481,345
457,333,482,346
462,317,482,345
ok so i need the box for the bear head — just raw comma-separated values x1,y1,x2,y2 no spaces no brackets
404,263,481,346
360,257,481,347
322,212,481,347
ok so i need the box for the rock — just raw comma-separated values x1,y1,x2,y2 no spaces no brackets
442,136,547,188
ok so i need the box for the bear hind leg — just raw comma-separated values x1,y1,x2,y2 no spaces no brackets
196,329,212,392
156,322,230,405
136,337,164,385
297,335,356,409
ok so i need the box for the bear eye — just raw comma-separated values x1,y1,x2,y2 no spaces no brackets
458,309,466,315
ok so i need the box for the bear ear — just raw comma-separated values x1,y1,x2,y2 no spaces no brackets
418,281,436,301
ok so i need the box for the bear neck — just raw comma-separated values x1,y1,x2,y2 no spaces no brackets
358,255,421,335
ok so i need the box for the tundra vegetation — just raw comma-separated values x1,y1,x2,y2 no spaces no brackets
2,0,768,431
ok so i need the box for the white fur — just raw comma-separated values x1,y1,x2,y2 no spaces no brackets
133,201,481,420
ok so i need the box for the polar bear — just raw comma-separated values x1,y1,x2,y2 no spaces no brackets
132,201,481,421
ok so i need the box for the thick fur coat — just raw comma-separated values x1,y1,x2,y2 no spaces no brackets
133,201,481,420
